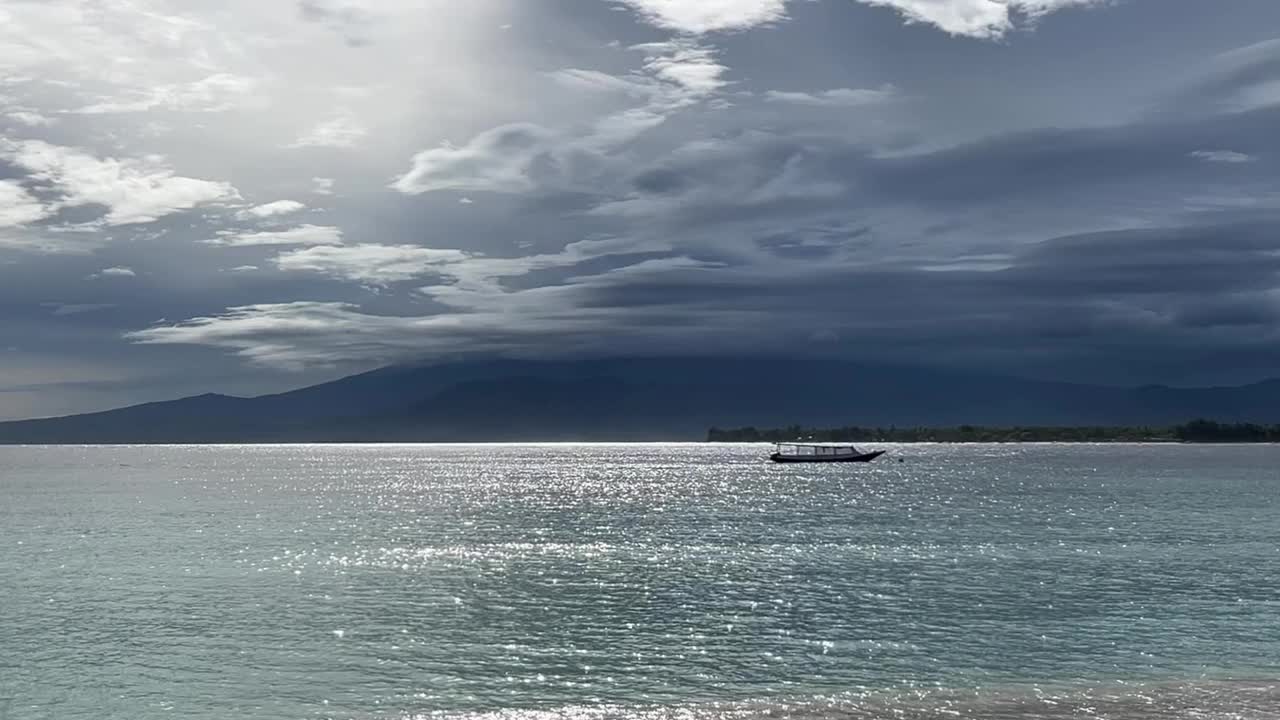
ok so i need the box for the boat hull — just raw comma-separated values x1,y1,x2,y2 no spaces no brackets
768,450,886,464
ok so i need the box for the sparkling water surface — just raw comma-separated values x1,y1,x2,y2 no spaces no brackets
2,443,1278,719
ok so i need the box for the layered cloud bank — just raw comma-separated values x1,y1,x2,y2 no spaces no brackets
2,0,1280,417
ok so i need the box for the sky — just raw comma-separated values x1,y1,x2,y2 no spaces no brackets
2,0,1280,420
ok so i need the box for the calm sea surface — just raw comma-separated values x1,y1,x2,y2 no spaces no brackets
2,443,1279,719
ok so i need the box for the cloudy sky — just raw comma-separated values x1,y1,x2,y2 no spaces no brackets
2,0,1280,419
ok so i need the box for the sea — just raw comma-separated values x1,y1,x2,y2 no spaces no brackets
2,443,1278,720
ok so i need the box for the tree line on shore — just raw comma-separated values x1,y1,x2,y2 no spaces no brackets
706,419,1280,443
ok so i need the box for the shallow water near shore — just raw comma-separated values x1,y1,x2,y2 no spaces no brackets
2,443,1278,719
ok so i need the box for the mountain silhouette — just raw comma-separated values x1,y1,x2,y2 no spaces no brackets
3,357,1280,443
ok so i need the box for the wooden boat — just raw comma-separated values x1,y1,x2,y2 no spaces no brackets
769,442,885,463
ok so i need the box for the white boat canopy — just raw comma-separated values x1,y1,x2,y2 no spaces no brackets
773,443,864,455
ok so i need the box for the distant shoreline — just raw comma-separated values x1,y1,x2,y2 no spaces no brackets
1,422,1279,446
0,435,1274,445
707,420,1280,444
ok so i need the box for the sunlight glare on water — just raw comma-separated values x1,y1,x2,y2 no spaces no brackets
1,443,1278,719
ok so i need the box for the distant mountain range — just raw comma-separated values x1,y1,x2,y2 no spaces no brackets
3,357,1280,443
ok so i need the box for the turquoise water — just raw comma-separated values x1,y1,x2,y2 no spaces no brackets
1,443,1278,719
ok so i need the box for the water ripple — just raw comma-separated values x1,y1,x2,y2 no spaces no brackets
2,443,1279,719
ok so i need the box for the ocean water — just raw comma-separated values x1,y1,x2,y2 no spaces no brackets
1,443,1278,719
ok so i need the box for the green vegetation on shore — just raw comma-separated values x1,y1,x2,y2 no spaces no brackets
707,419,1280,443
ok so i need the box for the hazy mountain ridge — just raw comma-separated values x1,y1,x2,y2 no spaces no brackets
3,357,1280,443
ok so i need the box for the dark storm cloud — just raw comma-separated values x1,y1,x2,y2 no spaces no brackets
604,222,1280,318
1001,224,1280,296
606,104,1280,225
572,220,1280,379
121,84,1280,390
7,1,1280,418
1175,296,1280,330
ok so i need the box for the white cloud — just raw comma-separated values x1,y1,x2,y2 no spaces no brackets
90,266,136,278
0,180,49,227
418,244,690,315
275,244,469,284
857,0,1102,39
206,224,344,247
0,0,529,225
1190,150,1255,164
236,200,307,220
0,233,81,254
0,139,237,225
312,177,336,195
0,1,212,83
393,40,730,197
614,0,788,33
553,45,727,107
74,73,258,114
764,85,899,106
127,301,422,368
4,109,53,126
0,227,102,254
391,124,555,195
125,247,718,369
634,40,728,96
289,115,368,149
613,0,1096,38
127,301,453,370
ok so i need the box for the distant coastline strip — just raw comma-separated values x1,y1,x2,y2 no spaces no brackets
707,420,1280,443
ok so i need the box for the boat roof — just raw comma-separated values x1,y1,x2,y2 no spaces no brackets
774,442,861,448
